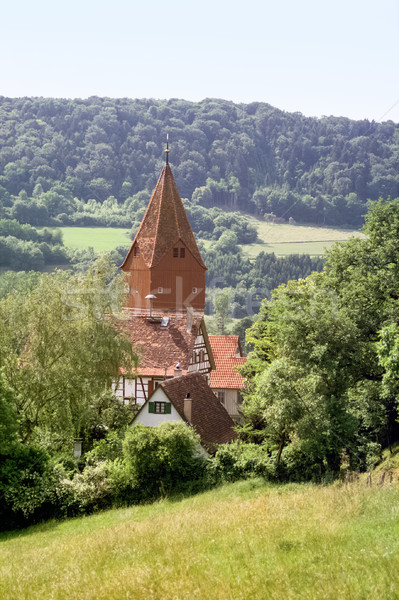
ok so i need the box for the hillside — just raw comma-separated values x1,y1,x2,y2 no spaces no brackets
0,97,398,230
0,479,397,600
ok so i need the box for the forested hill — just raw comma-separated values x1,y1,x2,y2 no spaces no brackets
0,96,398,228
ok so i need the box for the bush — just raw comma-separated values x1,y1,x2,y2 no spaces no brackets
122,423,207,499
0,445,72,528
209,441,278,483
62,462,114,514
85,430,124,464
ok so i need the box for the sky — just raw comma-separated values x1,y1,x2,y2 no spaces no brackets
1,0,398,122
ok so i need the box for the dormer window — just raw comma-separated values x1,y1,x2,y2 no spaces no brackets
173,248,178,258
180,248,185,258
133,246,140,257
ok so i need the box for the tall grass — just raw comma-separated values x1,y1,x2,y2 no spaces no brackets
0,480,397,599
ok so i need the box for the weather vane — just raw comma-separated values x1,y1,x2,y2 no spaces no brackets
165,133,169,165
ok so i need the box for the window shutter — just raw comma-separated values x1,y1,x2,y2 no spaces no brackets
148,402,155,413
165,403,171,414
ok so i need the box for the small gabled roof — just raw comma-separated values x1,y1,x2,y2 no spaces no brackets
121,165,206,270
160,372,238,453
208,335,247,390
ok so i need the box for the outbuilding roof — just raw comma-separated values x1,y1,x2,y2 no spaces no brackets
208,335,247,390
160,372,237,452
121,165,206,270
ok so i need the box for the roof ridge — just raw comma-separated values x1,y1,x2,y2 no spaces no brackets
152,166,167,266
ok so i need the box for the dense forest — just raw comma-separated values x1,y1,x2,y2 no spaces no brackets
0,96,398,229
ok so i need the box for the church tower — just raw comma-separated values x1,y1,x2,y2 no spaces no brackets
120,144,207,313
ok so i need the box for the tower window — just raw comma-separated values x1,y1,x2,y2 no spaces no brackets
173,248,178,258
192,287,198,294
158,287,163,294
180,248,185,258
133,246,140,257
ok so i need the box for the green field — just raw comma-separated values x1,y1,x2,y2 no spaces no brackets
55,221,363,259
58,227,131,252
242,217,365,257
0,480,397,600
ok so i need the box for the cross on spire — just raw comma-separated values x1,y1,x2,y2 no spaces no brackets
165,133,170,165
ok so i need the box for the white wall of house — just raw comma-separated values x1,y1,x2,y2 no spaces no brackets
133,387,183,426
213,388,241,418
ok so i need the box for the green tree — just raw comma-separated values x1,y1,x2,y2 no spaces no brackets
0,256,138,447
241,199,399,474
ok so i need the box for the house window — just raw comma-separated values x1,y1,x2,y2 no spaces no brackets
173,248,178,258
133,246,140,257
148,401,171,414
148,402,172,415
158,287,163,294
180,248,185,258
192,287,198,294
216,391,225,405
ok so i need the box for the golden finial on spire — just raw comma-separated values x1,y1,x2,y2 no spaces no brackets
165,133,170,165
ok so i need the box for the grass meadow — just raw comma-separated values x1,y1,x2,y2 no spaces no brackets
0,479,397,600
54,218,363,258
241,216,365,258
58,227,131,252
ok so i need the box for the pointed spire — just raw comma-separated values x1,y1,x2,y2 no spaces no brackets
121,163,206,270
164,133,170,166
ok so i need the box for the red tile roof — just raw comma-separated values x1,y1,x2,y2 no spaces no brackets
115,311,213,377
208,335,247,390
160,372,237,452
121,165,206,270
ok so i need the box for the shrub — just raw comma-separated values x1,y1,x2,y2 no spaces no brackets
209,441,278,483
85,430,124,464
122,423,207,500
63,462,114,513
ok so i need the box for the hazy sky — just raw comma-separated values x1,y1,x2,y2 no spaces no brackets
2,0,398,122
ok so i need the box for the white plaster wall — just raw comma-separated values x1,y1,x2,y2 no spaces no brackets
133,387,183,426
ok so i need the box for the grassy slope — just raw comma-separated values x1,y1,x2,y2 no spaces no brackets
0,480,397,600
242,216,365,257
58,227,131,252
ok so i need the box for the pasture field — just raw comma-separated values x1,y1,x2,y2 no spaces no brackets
0,480,397,600
56,227,131,252
240,240,341,258
54,220,363,258
242,216,365,257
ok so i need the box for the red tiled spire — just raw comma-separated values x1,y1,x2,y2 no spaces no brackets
121,165,206,270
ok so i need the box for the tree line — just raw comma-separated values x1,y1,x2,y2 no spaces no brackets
0,97,397,228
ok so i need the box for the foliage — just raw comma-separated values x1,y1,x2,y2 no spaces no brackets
377,324,399,403
0,373,18,453
209,440,277,482
122,422,207,499
0,255,138,447
240,198,399,473
0,97,397,230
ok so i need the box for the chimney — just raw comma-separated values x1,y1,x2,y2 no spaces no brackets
174,360,182,377
183,393,192,422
